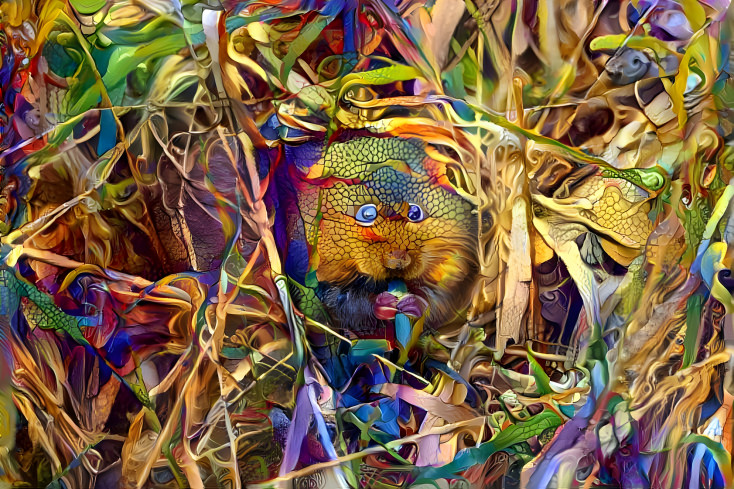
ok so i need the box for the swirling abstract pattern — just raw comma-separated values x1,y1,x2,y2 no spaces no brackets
0,0,733,488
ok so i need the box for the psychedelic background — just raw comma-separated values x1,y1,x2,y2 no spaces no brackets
0,0,733,488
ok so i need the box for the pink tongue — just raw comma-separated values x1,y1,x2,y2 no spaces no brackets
374,292,398,320
373,292,428,320
396,295,428,318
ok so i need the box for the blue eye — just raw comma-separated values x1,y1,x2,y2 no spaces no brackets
407,203,425,222
355,204,378,225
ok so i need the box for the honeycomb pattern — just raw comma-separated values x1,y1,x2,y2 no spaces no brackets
565,176,653,247
295,137,477,284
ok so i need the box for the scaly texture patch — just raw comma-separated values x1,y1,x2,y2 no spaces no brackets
0,0,733,488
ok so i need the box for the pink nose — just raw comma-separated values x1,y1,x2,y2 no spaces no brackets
385,249,411,270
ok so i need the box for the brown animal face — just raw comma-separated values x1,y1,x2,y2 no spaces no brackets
288,135,479,335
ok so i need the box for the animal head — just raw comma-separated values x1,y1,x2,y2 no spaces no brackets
279,133,478,334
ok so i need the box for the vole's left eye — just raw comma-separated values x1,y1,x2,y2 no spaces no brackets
407,203,426,222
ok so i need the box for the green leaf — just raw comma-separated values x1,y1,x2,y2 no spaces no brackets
527,349,553,395
69,0,106,15
281,15,333,81
683,295,703,368
342,64,424,87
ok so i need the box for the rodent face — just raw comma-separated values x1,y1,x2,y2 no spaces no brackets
290,135,478,332
314,165,475,285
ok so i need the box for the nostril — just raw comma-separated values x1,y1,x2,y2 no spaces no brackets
390,249,407,260
385,249,411,269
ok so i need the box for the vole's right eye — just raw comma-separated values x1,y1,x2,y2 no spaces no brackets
355,204,378,225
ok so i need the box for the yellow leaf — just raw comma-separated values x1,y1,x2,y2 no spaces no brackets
680,0,707,31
